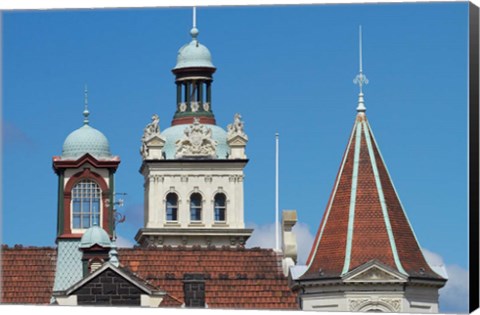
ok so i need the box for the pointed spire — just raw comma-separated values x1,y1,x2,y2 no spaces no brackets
353,26,368,112
83,84,90,125
301,113,444,281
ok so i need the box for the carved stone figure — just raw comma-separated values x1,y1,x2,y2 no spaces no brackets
140,114,162,159
227,113,247,138
144,114,160,137
175,117,217,158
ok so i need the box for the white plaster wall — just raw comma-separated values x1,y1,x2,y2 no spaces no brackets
143,163,246,230
299,283,440,313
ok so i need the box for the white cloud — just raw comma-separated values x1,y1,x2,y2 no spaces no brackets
246,221,314,265
422,248,469,313
115,234,134,248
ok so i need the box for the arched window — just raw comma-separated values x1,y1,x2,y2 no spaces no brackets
190,193,202,221
214,193,226,222
72,179,101,229
166,193,178,221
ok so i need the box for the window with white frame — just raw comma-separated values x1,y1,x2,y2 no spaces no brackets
214,193,226,222
72,179,101,229
166,193,179,221
190,193,202,221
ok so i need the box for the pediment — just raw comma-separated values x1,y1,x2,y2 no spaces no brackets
227,134,248,145
145,135,166,146
343,261,407,283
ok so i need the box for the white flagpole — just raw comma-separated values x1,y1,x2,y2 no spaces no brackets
275,132,280,251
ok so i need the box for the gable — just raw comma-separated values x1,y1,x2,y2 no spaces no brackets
343,262,407,283
145,135,166,146
72,269,143,306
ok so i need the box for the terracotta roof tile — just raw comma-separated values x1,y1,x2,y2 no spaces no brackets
1,245,298,309
118,247,298,309
1,246,57,304
303,113,444,281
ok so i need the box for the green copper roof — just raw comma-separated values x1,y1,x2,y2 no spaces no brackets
173,27,215,70
62,124,112,159
79,225,112,248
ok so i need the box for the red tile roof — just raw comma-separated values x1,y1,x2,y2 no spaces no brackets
1,244,298,309
1,245,57,304
118,246,298,309
302,113,444,281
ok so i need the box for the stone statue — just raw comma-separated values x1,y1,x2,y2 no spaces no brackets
144,114,160,137
227,113,246,138
140,114,161,158
175,117,217,158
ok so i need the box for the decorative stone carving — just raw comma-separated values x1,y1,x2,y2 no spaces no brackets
229,175,244,183
191,101,200,112
148,175,164,183
227,113,247,139
175,118,217,158
349,298,370,311
227,113,248,159
203,102,210,111
179,102,187,112
348,266,402,282
140,114,165,160
349,297,401,312
380,298,401,312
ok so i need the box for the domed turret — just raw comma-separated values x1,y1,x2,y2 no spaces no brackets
79,225,112,249
62,125,112,159
174,27,215,70
171,25,217,126
61,91,112,159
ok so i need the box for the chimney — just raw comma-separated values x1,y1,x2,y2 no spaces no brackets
281,210,298,276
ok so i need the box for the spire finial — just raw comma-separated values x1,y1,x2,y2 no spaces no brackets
190,7,199,40
83,84,90,125
353,25,368,112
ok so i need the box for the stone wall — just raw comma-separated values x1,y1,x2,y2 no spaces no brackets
73,269,141,306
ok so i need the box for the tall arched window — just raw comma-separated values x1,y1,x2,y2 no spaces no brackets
166,193,179,221
214,193,226,222
72,179,101,229
190,193,202,222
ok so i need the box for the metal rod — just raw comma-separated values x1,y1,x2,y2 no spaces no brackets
275,132,280,251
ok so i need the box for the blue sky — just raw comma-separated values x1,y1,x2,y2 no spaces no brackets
2,3,469,312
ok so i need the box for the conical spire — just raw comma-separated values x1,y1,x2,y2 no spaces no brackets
302,113,443,280
301,30,443,281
